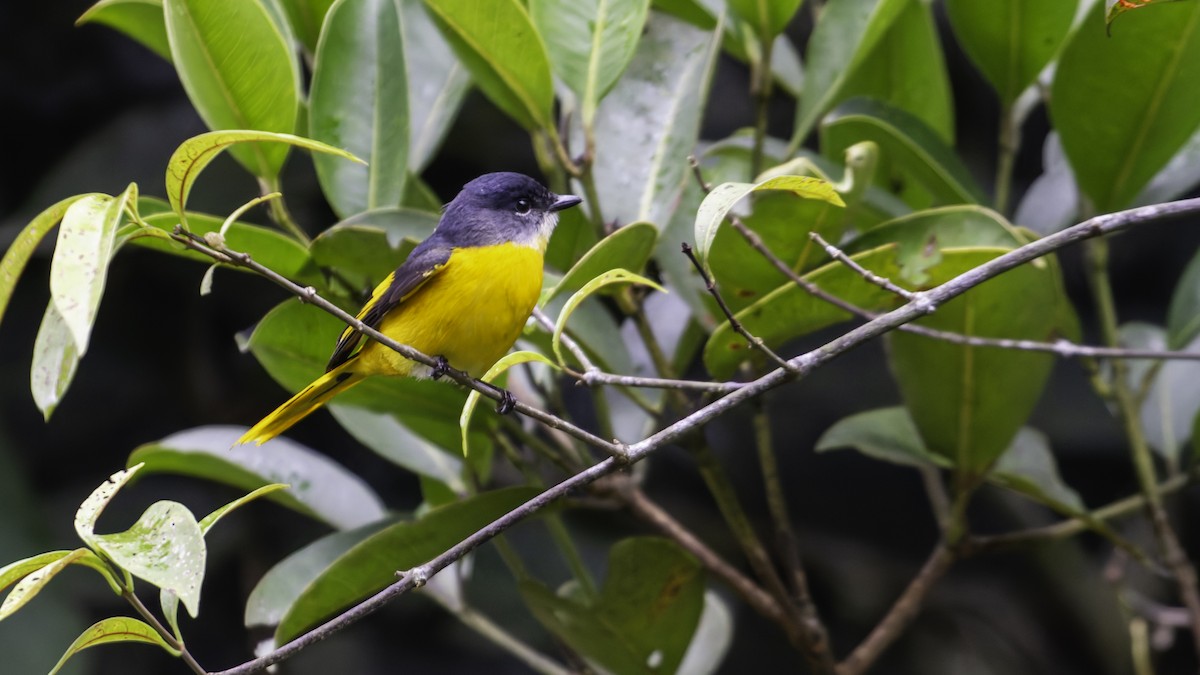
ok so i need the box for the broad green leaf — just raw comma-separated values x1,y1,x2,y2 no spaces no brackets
48,617,180,675
790,0,908,149
991,428,1084,513
90,501,206,617
822,98,985,207
30,303,80,420
815,406,950,468
0,196,94,333
308,210,436,289
520,537,704,675
587,11,723,228
310,0,409,219
327,405,469,494
75,464,144,548
164,130,363,224
0,550,92,621
552,269,665,365
1167,247,1200,348
460,351,558,456
1051,0,1200,212
836,0,953,143
1120,323,1200,465
944,0,1076,105
245,518,394,629
422,0,554,131
694,175,844,273
402,0,471,171
49,187,131,354
727,0,802,40
128,426,386,530
1134,125,1200,206
542,221,658,304
77,0,172,61
135,211,314,280
244,299,470,451
530,0,651,125
842,205,1026,286
164,0,300,178
888,249,1062,475
277,0,337,52
275,486,538,642
544,207,599,274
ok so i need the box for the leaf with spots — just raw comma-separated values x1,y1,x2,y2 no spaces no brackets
48,617,180,675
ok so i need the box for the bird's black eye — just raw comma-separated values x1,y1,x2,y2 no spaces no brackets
515,198,531,215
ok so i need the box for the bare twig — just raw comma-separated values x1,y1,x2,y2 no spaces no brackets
681,242,799,373
809,231,915,300
837,545,957,675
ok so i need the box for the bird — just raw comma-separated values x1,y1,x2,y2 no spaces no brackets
237,172,582,445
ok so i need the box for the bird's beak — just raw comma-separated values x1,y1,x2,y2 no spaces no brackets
550,194,583,212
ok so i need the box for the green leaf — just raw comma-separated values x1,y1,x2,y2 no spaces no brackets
77,0,172,61
552,269,665,365
842,205,1026,285
308,210,437,289
835,0,954,143
790,0,908,147
460,351,558,456
327,405,469,494
49,187,132,354
90,501,206,617
244,518,394,629
128,426,386,529
727,0,802,41
163,0,301,178
991,428,1084,513
888,249,1062,475
274,486,538,642
245,299,469,451
588,11,723,227
520,537,704,675
815,406,950,468
134,211,315,281
530,0,651,125
74,464,144,549
48,617,181,675
822,98,985,206
402,0,471,171
310,0,409,219
164,130,364,224
1051,0,1200,213
1120,323,1200,465
1168,247,1200,349
421,0,554,131
944,0,1076,105
544,207,599,274
1135,124,1200,206
30,303,80,420
0,196,94,334
199,484,290,534
0,550,92,621
542,221,658,304
276,0,337,53
694,175,844,273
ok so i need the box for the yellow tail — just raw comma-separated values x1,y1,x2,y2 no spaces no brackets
237,364,366,446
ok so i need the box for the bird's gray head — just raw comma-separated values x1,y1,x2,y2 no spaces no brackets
437,172,582,251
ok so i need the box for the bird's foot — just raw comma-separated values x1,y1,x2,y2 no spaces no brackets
495,389,516,415
430,355,451,380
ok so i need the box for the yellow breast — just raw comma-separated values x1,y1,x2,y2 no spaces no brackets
356,243,544,378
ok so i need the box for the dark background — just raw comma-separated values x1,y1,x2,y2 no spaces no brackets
1,2,1198,673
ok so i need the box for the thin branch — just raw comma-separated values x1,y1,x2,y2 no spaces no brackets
837,545,957,675
809,232,915,300
681,242,798,373
170,228,628,460
123,590,205,675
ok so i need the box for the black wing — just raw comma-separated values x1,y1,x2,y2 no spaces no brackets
325,241,453,372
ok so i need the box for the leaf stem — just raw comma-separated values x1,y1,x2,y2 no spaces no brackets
259,178,309,244
123,589,205,675
994,102,1018,216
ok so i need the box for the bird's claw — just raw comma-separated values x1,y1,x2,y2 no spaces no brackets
430,355,450,380
495,389,516,415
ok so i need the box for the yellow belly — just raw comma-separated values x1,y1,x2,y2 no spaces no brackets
355,243,544,378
